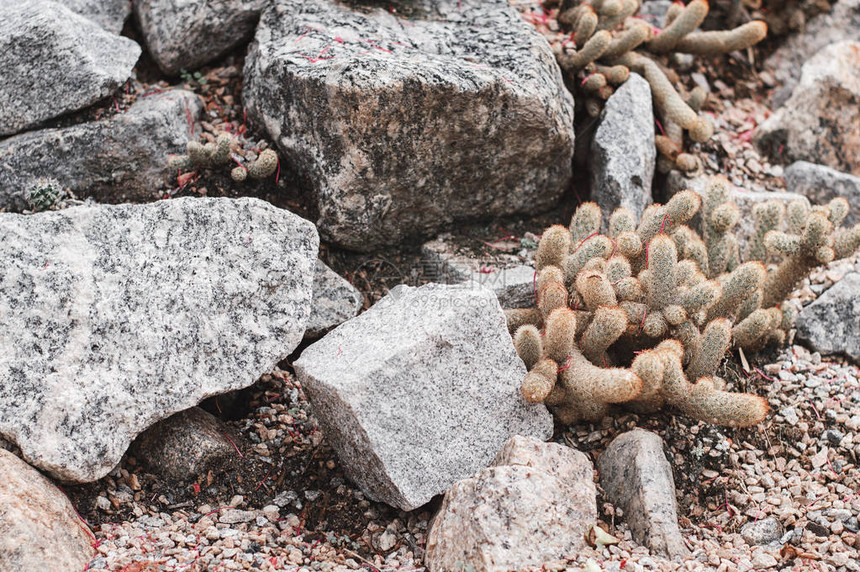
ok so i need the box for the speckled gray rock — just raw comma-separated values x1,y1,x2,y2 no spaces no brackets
244,0,575,251
0,449,95,572
590,73,655,225
598,429,690,559
58,0,131,33
305,260,362,338
784,161,860,227
764,0,860,101
425,436,596,572
0,198,318,482
0,90,201,212
134,0,263,74
0,0,140,137
741,517,785,546
129,407,238,481
755,41,860,177
294,283,553,511
796,272,860,363
422,237,537,309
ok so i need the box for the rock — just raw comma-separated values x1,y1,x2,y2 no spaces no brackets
134,0,262,74
741,517,785,545
0,449,95,572
598,428,690,559
665,172,810,256
784,161,860,227
294,283,552,511
755,41,860,177
0,90,202,212
244,0,574,251
129,407,238,481
0,197,318,482
764,0,860,97
305,260,362,338
58,0,131,33
425,436,596,572
796,272,860,363
590,73,656,225
0,0,140,137
422,237,537,309
638,1,673,28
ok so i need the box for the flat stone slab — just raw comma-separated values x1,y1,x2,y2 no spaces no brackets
796,272,860,363
244,0,574,251
294,283,553,511
0,0,140,136
0,90,202,212
58,0,131,33
0,197,318,482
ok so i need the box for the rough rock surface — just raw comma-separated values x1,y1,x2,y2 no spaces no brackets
598,428,690,559
134,0,262,74
764,0,860,98
59,0,131,33
0,198,318,482
784,161,860,227
0,0,141,137
741,517,785,546
796,272,860,363
129,407,238,481
305,260,362,338
0,449,95,572
755,41,860,176
425,436,596,572
294,283,553,511
0,90,202,212
590,73,656,225
422,237,537,309
244,0,575,251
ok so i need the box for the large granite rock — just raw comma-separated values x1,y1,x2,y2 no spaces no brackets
0,0,141,137
134,0,263,74
425,436,597,572
0,198,318,482
0,90,202,212
796,272,860,363
244,0,575,251
784,161,860,227
0,449,95,572
58,0,131,33
294,283,553,511
755,41,860,176
305,260,363,338
590,73,656,225
764,0,860,100
598,429,690,559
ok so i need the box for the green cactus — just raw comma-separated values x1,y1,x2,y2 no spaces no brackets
25,177,64,212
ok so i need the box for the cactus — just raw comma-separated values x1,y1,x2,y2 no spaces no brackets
507,177,860,428
25,177,64,212
167,133,279,184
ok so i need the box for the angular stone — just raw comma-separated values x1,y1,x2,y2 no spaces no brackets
796,272,860,363
755,41,860,176
58,0,131,33
0,449,95,572
784,161,860,227
305,260,362,338
134,0,262,74
425,436,596,572
130,407,238,481
244,0,575,251
294,283,552,511
0,90,201,212
764,0,860,97
0,0,140,137
598,428,690,559
590,73,656,225
0,198,318,482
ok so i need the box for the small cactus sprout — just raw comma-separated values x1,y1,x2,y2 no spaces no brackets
166,132,278,184
25,177,63,212
246,149,279,179
508,177,860,429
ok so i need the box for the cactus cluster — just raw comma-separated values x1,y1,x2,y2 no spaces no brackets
167,132,279,183
508,176,860,428
554,0,767,173
25,177,64,212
